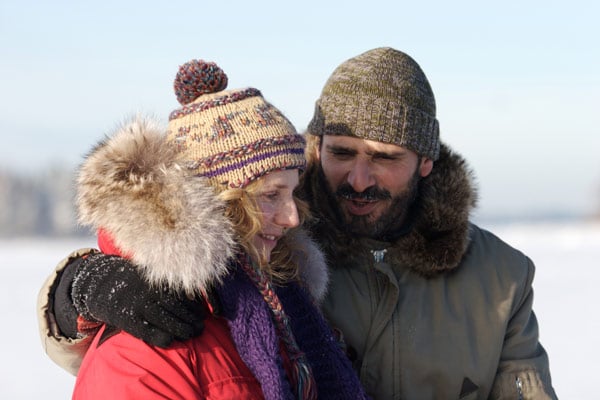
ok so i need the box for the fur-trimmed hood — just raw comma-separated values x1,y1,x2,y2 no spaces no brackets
301,141,478,277
77,117,329,301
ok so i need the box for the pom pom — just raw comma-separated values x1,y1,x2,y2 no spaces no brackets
174,60,228,105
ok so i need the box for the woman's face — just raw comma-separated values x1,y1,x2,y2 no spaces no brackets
251,169,300,263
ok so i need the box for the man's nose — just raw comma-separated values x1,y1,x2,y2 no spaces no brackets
346,159,375,193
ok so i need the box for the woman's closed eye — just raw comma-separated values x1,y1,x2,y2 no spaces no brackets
262,191,279,201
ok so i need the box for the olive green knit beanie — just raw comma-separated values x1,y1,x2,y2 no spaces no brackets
307,47,440,160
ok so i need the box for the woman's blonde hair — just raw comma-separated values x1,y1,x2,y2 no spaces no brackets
218,173,310,283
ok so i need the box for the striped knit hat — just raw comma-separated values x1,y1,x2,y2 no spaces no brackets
308,47,440,160
167,60,306,189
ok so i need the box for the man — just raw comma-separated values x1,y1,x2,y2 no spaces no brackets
39,48,557,399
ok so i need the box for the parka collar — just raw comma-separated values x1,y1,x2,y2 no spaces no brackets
77,117,330,299
300,142,478,277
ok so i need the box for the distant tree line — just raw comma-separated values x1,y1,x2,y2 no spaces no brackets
0,166,87,237
1,164,599,238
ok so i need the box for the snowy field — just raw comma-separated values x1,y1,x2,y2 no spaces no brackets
1,220,598,399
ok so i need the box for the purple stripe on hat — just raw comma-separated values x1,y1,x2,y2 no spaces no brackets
199,148,305,179
194,135,306,169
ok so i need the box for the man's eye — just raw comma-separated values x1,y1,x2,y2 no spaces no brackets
331,150,353,159
374,154,396,161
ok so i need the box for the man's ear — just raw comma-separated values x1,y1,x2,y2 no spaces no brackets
419,157,433,177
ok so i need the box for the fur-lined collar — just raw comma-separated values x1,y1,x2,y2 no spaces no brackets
300,142,478,277
77,117,329,300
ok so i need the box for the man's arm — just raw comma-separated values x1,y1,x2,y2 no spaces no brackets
38,250,206,375
490,258,558,399
37,248,99,376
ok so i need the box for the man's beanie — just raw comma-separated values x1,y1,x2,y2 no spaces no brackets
167,59,306,189
307,47,440,160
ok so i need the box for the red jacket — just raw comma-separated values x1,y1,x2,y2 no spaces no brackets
67,123,335,399
72,314,265,399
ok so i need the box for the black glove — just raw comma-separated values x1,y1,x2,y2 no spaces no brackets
70,253,206,348
54,256,84,339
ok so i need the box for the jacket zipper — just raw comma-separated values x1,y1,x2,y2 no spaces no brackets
370,249,387,263
516,376,523,399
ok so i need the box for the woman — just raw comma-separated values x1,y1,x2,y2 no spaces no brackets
54,59,367,399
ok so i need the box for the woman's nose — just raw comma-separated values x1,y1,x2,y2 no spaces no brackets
276,197,299,229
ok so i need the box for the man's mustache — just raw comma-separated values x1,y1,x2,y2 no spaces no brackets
335,184,392,201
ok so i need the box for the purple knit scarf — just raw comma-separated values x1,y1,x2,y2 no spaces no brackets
215,257,369,400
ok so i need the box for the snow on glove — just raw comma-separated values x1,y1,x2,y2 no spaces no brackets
54,256,86,339
71,253,206,348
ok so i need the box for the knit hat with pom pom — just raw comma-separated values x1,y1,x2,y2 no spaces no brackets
167,60,306,190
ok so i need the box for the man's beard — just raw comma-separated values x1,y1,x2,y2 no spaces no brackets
318,166,421,239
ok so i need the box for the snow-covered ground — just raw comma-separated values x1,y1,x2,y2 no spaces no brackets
1,220,598,398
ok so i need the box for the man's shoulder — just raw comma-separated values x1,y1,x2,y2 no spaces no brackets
461,222,534,281
468,223,527,257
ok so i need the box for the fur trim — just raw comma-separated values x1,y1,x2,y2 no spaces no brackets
288,229,329,302
301,142,478,276
77,117,236,295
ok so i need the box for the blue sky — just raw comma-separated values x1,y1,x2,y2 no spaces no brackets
1,0,599,219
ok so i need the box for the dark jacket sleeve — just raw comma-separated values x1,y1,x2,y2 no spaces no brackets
490,257,558,399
